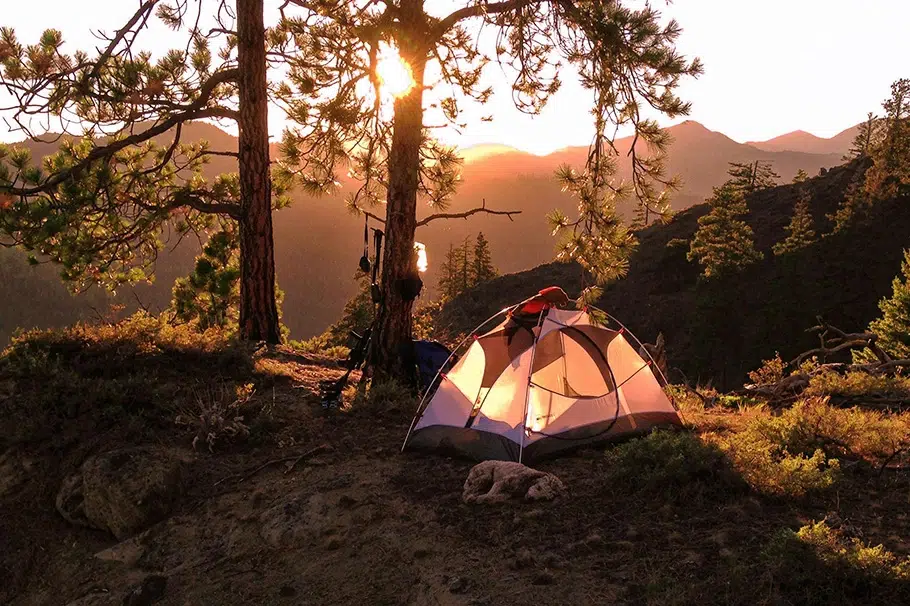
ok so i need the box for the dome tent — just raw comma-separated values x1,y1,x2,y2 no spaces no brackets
402,287,680,463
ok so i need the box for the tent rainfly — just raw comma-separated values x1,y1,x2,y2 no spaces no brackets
402,287,681,463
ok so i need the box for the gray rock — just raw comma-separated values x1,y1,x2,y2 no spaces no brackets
94,532,149,566
56,447,183,539
122,575,167,606
462,461,566,504
56,472,93,528
0,448,35,498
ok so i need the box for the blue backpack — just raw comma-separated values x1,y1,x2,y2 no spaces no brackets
412,340,456,393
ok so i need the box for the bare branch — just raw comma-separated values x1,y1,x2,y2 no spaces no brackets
416,198,521,227
434,0,540,41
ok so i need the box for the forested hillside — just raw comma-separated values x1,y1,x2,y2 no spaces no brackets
435,159,910,388
0,120,852,345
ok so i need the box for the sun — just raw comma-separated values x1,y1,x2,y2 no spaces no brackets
376,43,415,98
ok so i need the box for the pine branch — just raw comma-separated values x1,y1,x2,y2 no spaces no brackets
1,68,240,197
434,0,541,40
352,199,521,228
86,0,159,83
416,199,521,227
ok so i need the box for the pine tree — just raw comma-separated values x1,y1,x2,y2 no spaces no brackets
865,78,910,200
864,249,910,360
828,168,872,234
773,189,816,256
471,232,498,285
687,184,763,278
436,243,460,301
0,2,305,343
458,237,472,294
792,169,809,184
726,161,780,194
845,112,882,160
172,229,241,331
326,274,374,345
276,1,701,381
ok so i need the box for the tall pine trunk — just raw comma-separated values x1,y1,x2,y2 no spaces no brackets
236,0,280,343
371,0,428,382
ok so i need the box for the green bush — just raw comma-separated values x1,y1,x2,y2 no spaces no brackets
806,371,910,400
747,353,786,385
722,399,847,497
603,430,746,503
764,521,910,605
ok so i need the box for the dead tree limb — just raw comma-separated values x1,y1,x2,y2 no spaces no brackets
352,199,522,228
416,199,522,227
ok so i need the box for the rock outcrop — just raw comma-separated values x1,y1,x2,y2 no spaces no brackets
56,447,183,539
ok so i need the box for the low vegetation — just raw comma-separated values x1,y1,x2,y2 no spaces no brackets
2,318,908,604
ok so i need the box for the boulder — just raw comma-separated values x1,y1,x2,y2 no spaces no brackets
0,448,35,498
462,461,566,504
56,447,183,539
56,472,92,528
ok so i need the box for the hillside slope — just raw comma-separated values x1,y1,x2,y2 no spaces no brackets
436,160,910,388
1,322,908,605
1,121,849,346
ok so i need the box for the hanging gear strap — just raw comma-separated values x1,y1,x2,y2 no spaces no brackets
371,228,384,303
359,215,371,274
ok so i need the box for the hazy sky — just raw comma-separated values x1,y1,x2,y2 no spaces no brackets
1,1,908,154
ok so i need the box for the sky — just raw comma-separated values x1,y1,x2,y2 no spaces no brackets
1,0,908,155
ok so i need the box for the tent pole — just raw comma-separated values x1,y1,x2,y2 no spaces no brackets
518,307,547,464
400,305,517,453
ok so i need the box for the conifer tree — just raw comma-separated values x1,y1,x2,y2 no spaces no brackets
326,273,374,345
276,0,701,381
726,161,780,194
828,169,871,234
845,112,882,160
687,184,763,278
0,1,306,343
471,232,498,286
792,169,809,184
773,189,816,256
458,236,472,294
865,78,910,199
863,249,910,360
172,228,240,330
436,243,460,301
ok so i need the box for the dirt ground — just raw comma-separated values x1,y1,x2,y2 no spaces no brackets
2,352,909,606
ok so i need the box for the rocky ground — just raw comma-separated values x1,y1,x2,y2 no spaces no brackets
1,327,909,606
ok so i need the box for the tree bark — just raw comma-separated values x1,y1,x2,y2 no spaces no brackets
236,0,281,343
370,0,428,382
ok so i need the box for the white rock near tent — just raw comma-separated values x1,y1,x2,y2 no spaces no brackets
404,288,681,463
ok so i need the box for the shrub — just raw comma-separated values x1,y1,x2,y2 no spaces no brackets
0,312,250,444
603,430,746,503
764,521,910,605
174,382,259,452
722,399,846,497
290,334,350,359
806,371,910,400
351,379,416,418
747,353,786,386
